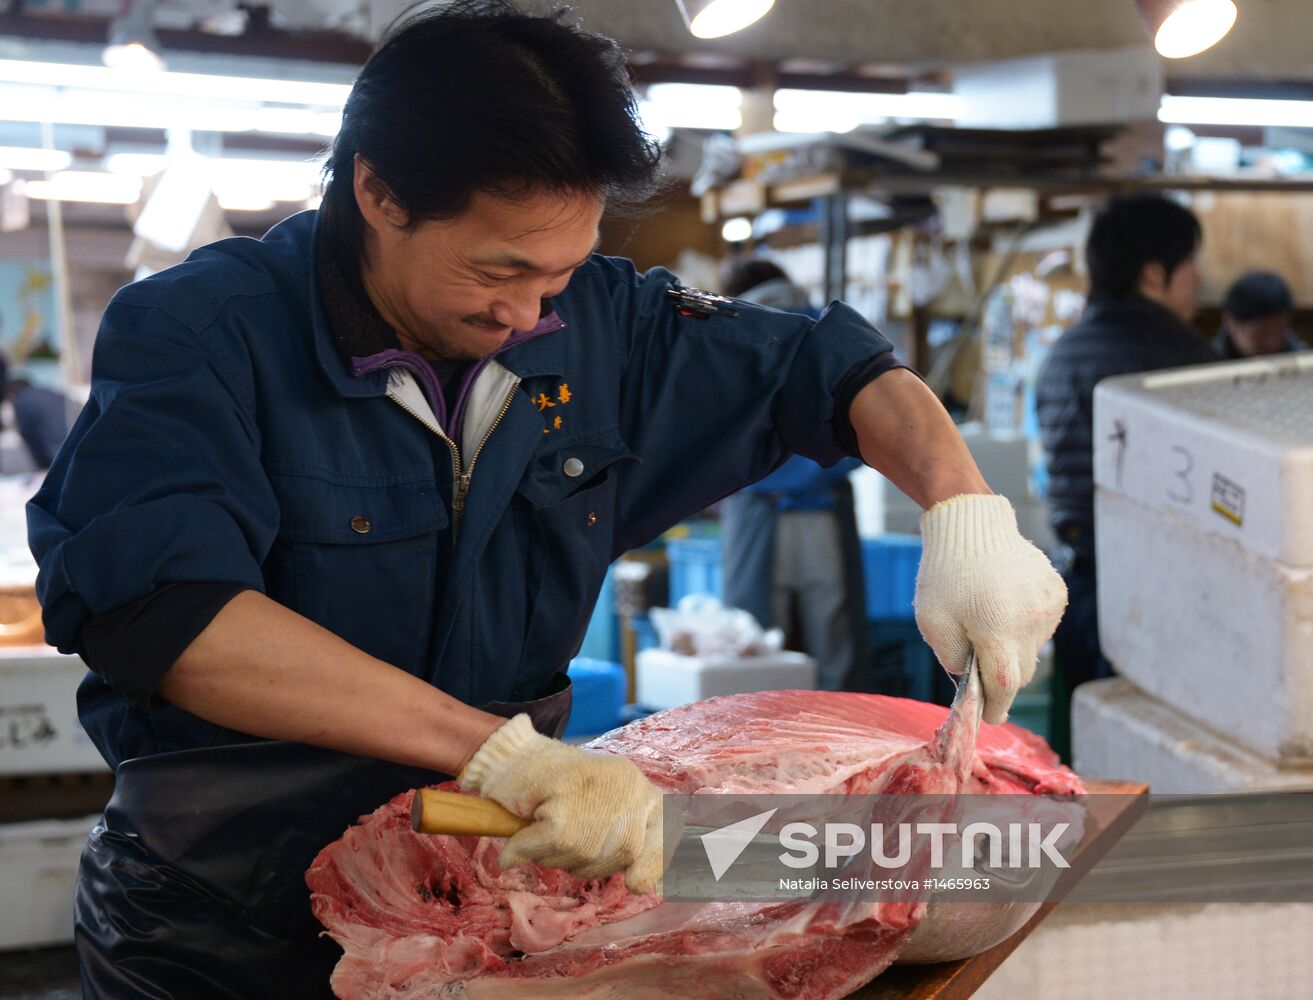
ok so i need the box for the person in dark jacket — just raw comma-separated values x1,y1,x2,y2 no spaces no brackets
1036,193,1215,707
0,356,69,470
28,4,1067,996
718,258,866,691
1214,270,1306,359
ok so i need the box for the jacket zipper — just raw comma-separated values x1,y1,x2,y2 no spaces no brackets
451,379,520,535
386,389,464,531
364,312,563,538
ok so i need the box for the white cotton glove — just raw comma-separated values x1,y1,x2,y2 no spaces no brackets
458,714,667,893
914,494,1067,726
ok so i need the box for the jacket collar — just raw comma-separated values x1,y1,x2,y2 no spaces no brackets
305,211,392,399
1082,294,1196,337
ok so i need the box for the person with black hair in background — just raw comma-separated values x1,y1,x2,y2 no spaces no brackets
1036,194,1215,741
0,354,69,470
718,257,866,692
1214,270,1307,359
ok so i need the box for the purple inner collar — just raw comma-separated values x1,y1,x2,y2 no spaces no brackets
351,312,565,445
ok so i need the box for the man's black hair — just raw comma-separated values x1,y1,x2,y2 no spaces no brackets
1085,193,1202,299
319,0,662,278
1223,270,1293,321
720,257,787,298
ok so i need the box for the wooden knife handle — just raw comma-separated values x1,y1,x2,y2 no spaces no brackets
411,788,529,838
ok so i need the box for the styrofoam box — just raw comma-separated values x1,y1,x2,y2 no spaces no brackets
1096,489,1313,762
0,646,107,775
1073,678,1313,795
974,901,1313,1000
636,648,816,710
0,814,98,950
1093,353,1313,566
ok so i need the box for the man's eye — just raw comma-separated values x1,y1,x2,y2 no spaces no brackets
479,272,515,284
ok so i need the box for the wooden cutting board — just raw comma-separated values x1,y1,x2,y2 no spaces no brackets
851,779,1150,1000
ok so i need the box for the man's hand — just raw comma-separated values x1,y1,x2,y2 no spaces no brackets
914,494,1067,725
459,714,667,893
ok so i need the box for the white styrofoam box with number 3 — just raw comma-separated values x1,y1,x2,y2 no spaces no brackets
1092,354,1313,763
0,646,107,775
1093,353,1313,566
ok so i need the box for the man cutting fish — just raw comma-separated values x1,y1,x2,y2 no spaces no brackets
27,2,1065,996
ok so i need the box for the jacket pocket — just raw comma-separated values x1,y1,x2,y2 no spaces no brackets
512,435,636,685
263,473,447,672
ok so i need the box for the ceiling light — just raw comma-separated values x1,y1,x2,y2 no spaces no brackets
0,59,351,108
105,152,168,176
721,217,753,242
103,0,165,72
1137,0,1238,59
676,0,775,39
214,192,277,212
773,90,961,133
0,146,73,172
638,84,742,132
0,91,342,137
21,171,143,204
1159,94,1313,128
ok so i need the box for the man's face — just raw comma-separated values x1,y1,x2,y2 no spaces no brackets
1162,258,1202,323
359,184,603,361
1225,311,1290,357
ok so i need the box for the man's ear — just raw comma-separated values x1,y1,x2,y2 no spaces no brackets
1139,260,1167,297
353,155,408,232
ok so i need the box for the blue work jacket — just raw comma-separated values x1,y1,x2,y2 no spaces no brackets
28,212,894,768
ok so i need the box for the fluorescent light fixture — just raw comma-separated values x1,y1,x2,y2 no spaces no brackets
0,89,340,136
109,153,323,183
0,57,350,138
638,83,742,132
676,0,775,39
1138,0,1238,59
21,170,142,204
1159,94,1313,128
103,41,165,74
721,217,753,242
0,145,73,171
108,153,323,205
0,59,351,107
773,89,961,133
105,152,168,176
103,0,165,72
214,191,276,211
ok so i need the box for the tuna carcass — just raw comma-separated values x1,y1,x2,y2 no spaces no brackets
308,690,1084,999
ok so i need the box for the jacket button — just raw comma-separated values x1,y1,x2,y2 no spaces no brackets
350,515,372,534
563,457,585,478
587,511,598,526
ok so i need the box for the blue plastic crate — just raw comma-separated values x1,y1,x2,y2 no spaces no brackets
565,658,627,737
861,534,922,620
666,536,724,604
630,614,660,654
852,617,941,702
577,565,619,663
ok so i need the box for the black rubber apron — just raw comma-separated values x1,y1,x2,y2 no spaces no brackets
74,677,572,1000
